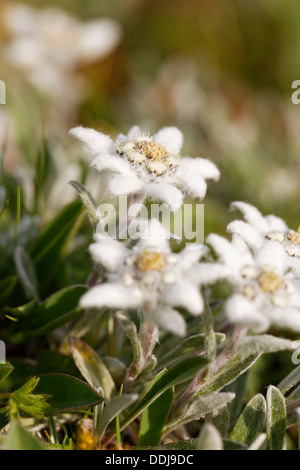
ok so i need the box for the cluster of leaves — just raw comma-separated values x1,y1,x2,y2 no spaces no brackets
0,139,299,451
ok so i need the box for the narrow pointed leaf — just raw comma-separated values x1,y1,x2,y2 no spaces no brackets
230,394,266,446
197,353,260,396
96,394,138,440
138,387,173,446
69,337,116,399
121,356,207,432
0,362,14,385
69,180,98,227
266,386,287,450
158,333,225,368
278,364,300,396
165,392,235,435
14,246,39,300
236,335,298,357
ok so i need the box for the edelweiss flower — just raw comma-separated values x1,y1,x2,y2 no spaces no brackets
227,201,300,277
69,125,220,210
80,220,227,336
207,233,300,333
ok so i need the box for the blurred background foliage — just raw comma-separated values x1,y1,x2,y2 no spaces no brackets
0,0,300,402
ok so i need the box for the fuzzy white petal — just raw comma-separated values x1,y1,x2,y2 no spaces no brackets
69,126,114,161
180,157,220,181
227,220,263,250
231,235,255,264
80,283,144,310
175,167,207,200
264,215,288,232
188,263,233,285
151,306,186,337
266,308,300,333
163,281,203,315
178,246,206,271
108,174,144,196
137,219,173,252
90,154,132,175
256,240,287,274
230,201,270,232
89,240,128,272
144,182,184,211
206,234,245,272
225,294,270,332
154,126,183,154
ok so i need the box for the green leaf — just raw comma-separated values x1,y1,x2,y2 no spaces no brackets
35,351,80,378
0,362,14,385
158,333,225,369
196,423,223,450
14,245,39,300
5,299,37,318
5,422,44,450
278,364,300,396
230,394,266,446
69,180,98,228
69,337,116,399
164,392,235,435
197,353,260,396
225,371,249,432
121,356,207,432
30,201,83,290
96,394,138,440
138,387,173,446
8,376,51,419
236,335,298,357
9,285,87,344
206,404,230,437
35,373,103,415
266,386,287,450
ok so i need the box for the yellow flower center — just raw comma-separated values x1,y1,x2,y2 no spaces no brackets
258,270,283,293
287,228,300,246
137,249,166,271
116,135,179,176
134,140,170,160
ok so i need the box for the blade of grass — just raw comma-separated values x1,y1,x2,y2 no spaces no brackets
14,185,21,243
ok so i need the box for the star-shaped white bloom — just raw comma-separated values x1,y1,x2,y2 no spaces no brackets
206,232,300,333
227,201,300,277
69,125,220,210
80,220,229,336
